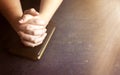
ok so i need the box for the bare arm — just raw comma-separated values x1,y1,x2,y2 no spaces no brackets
39,0,63,23
0,0,23,31
0,0,63,47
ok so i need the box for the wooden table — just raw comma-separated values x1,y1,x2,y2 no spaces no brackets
0,0,120,75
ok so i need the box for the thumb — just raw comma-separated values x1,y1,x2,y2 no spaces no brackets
19,8,39,23
24,8,39,16
19,14,33,23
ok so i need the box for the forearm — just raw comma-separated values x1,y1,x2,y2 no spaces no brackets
0,0,23,31
39,0,63,22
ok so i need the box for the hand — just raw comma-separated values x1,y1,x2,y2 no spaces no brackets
18,8,48,47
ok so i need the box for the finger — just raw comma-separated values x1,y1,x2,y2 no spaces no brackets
29,29,47,36
18,31,39,43
27,18,47,26
23,28,47,36
34,33,47,43
19,24,45,31
21,33,47,47
18,31,47,43
19,25,46,35
24,8,39,16
19,14,33,23
26,25,46,30
21,40,42,47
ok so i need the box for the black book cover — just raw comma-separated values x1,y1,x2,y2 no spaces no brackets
8,21,56,60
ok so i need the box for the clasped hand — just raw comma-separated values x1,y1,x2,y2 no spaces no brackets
18,8,48,47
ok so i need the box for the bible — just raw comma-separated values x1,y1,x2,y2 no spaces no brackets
8,21,56,60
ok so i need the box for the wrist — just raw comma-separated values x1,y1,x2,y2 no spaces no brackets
39,13,52,24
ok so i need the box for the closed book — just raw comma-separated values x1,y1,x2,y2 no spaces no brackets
8,21,56,60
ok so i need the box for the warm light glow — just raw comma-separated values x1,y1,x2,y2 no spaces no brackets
85,0,120,75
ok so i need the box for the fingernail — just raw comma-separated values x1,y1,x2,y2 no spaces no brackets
31,8,35,12
32,45,35,47
34,39,38,43
36,12,39,15
19,19,24,23
44,29,47,32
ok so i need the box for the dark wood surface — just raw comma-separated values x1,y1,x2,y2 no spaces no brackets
1,0,120,75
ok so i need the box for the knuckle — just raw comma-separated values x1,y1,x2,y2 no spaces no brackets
21,40,36,47
26,25,30,30
37,41,43,45
30,8,35,11
33,31,37,35
29,36,34,42
23,15,28,19
24,8,33,14
44,29,47,33
44,33,47,37
39,41,43,45
30,44,35,47
18,31,24,37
